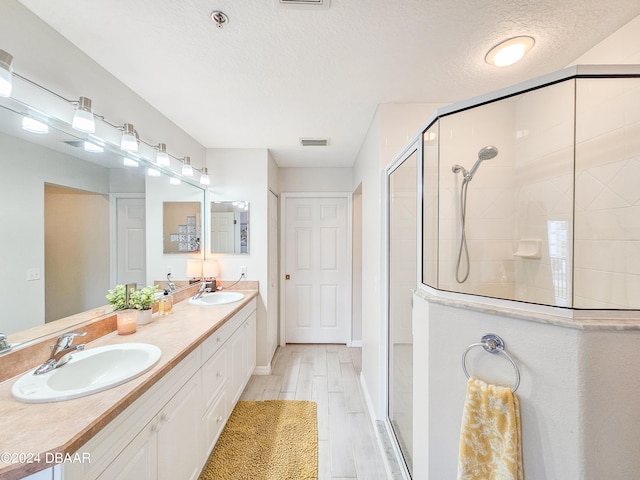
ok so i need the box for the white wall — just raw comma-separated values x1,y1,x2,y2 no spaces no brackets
279,167,353,192
205,148,275,369
354,103,441,417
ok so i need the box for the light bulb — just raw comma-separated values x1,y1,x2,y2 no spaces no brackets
485,36,535,67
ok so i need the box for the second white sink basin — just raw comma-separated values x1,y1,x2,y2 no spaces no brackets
189,291,245,306
12,343,161,403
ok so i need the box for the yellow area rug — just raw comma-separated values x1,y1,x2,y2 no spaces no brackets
199,400,318,480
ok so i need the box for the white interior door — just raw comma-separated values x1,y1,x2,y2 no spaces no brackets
284,196,349,343
116,197,146,286
211,212,235,253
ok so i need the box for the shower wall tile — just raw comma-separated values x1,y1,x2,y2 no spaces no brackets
574,77,640,308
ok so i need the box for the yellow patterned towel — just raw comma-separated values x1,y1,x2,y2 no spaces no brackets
457,377,523,480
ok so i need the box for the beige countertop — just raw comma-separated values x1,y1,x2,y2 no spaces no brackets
0,289,258,480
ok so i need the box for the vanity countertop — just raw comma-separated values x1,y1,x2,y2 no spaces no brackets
0,289,258,480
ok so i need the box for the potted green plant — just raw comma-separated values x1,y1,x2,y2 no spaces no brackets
106,284,159,325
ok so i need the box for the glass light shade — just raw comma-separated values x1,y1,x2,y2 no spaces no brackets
170,177,181,185
0,50,13,97
182,156,193,176
72,97,95,133
187,260,203,279
22,116,48,134
121,123,138,152
84,141,104,153
200,167,210,185
156,143,170,166
203,260,219,279
485,36,535,67
123,156,139,167
147,167,161,176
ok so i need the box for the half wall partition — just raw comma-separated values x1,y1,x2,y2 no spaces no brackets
422,66,640,310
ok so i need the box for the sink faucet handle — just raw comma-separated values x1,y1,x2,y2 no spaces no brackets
55,331,87,350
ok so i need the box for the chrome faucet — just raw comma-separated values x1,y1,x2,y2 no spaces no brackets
34,332,87,375
192,282,208,299
166,273,176,293
0,333,10,353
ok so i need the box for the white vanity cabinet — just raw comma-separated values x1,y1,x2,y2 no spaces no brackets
60,298,256,480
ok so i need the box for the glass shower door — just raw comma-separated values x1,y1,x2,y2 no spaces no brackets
388,148,418,475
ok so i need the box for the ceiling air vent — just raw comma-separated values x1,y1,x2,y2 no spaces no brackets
300,138,329,147
275,0,330,10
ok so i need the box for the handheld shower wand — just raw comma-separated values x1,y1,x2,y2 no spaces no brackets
451,146,499,283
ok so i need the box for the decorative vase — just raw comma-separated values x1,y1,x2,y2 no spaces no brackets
136,309,153,325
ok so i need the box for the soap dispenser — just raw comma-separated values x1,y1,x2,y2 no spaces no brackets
159,289,173,315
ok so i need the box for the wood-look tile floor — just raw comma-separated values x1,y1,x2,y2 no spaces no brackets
240,344,389,480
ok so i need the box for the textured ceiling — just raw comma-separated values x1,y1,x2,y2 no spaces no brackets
19,0,640,167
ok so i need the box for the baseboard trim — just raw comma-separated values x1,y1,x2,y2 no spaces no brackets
252,363,272,375
349,339,363,347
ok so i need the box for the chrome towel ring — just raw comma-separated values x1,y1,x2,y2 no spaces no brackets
461,333,521,393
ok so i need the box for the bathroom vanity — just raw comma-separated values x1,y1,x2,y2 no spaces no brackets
0,290,257,480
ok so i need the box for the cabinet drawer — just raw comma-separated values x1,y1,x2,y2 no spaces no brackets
201,347,227,409
202,390,227,458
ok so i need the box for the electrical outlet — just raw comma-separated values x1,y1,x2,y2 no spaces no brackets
240,266,247,277
27,268,41,281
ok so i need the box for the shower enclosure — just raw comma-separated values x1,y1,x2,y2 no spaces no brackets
422,66,640,310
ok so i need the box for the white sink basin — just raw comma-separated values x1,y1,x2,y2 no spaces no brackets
188,291,245,306
12,343,161,403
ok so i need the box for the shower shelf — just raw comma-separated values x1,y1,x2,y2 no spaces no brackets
513,239,541,259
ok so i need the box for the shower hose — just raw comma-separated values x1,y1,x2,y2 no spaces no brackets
455,177,471,283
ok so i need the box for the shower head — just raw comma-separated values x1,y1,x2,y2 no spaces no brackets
467,145,498,181
478,145,498,161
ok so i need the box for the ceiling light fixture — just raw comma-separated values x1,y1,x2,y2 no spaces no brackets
485,36,535,67
72,96,95,133
210,10,229,29
0,49,13,97
121,123,139,152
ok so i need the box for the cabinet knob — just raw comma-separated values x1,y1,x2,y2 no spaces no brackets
216,337,221,343
216,415,223,422
216,371,222,378
160,413,169,423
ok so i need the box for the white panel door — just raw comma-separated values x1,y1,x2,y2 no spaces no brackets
116,197,146,286
284,196,348,343
211,212,235,253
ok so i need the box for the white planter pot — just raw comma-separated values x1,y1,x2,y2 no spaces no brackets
136,309,153,325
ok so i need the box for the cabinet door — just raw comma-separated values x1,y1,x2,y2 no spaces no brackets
229,328,244,406
97,420,158,480
243,311,257,381
157,374,202,480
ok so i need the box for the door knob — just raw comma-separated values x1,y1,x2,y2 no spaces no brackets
285,274,290,280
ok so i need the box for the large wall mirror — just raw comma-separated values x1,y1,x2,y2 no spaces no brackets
210,201,249,254
0,94,205,349
163,202,202,253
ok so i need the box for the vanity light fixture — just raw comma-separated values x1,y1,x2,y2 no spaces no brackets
485,36,535,67
147,167,161,177
0,49,13,97
72,97,95,133
22,116,49,134
123,156,139,167
120,123,139,152
199,167,211,185
182,156,193,176
156,143,170,166
169,177,181,185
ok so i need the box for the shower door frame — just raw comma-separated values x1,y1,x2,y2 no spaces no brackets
383,137,423,479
